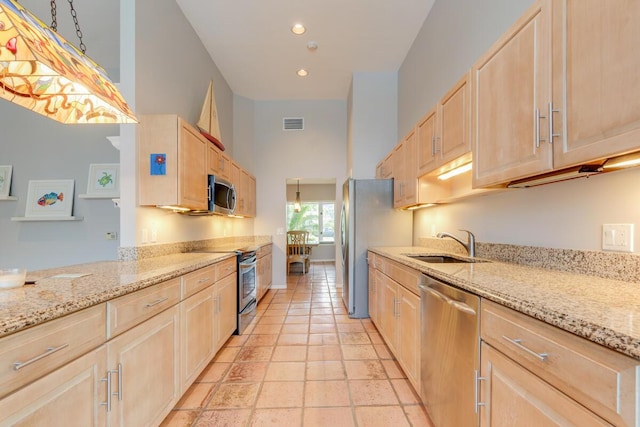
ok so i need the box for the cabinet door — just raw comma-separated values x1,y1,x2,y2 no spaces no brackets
472,0,552,188
368,265,378,325
214,273,238,352
0,346,106,427
403,128,418,205
397,286,420,392
480,343,611,427
180,287,215,392
377,274,399,354
179,121,208,210
219,152,232,181
417,108,438,176
392,142,405,207
440,72,472,165
207,143,220,175
107,305,180,427
552,0,640,168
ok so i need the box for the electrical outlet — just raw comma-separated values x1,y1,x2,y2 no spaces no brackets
602,224,634,252
105,231,118,240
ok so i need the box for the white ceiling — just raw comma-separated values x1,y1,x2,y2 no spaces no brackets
176,0,436,100
18,1,436,101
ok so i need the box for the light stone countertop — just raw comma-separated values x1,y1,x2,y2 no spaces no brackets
370,246,640,361
0,252,234,339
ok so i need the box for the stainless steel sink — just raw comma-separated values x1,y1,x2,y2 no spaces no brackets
406,254,487,264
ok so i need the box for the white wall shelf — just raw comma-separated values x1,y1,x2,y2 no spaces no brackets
78,194,119,199
11,216,84,222
0,196,17,201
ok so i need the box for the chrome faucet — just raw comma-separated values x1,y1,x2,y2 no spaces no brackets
437,230,476,258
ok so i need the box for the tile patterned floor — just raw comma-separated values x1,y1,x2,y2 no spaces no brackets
161,262,432,427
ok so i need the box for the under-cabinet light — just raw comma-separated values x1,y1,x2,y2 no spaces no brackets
437,163,472,181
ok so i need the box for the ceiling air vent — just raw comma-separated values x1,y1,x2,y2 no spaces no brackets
283,117,304,131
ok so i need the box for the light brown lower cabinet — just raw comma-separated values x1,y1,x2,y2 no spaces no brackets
257,244,273,302
107,305,181,427
0,345,107,427
369,253,421,391
0,259,239,427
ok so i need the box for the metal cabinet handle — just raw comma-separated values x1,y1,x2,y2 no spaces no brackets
395,298,400,318
115,363,123,401
197,277,212,284
502,335,548,361
548,102,560,144
145,297,169,308
475,370,486,413
13,343,69,371
101,370,112,412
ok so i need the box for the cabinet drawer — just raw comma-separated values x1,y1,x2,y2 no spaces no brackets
182,265,216,299
380,257,421,296
257,244,272,258
216,257,237,279
107,278,181,339
481,300,638,426
0,304,106,399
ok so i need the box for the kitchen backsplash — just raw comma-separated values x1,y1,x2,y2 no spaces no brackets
418,237,640,284
118,235,272,261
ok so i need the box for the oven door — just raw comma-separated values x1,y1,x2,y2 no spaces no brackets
238,255,257,310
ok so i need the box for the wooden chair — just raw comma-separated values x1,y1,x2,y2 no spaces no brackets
287,230,310,274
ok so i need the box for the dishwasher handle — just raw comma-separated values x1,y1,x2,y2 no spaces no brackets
419,283,477,316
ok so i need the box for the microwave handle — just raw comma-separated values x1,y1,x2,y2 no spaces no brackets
229,187,237,212
208,184,212,201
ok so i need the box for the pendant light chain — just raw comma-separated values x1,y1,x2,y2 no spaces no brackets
50,0,86,54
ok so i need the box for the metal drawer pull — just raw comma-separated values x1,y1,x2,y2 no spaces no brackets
13,343,69,371
502,335,548,361
475,370,486,413
145,297,169,308
197,277,212,284
100,370,112,412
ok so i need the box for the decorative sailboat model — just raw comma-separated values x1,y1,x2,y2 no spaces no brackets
197,80,225,151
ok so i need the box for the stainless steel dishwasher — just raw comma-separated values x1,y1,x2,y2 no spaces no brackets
419,274,480,427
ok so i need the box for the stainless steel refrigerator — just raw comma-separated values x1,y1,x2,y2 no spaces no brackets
340,178,413,318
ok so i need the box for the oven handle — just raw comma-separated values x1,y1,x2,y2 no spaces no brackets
239,255,257,267
240,298,258,315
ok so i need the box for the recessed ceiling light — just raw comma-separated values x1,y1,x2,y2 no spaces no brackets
297,69,309,77
291,23,306,35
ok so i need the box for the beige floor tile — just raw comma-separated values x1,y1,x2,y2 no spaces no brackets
339,332,371,345
252,324,283,334
207,383,261,409
403,404,434,426
309,315,335,324
262,309,287,317
341,344,378,360
309,323,337,334
354,406,410,427
250,408,303,427
223,362,269,383
336,323,365,333
281,324,309,334
392,379,422,404
236,346,274,362
258,315,286,324
348,380,399,406
173,383,215,410
196,362,230,383
289,303,311,309
367,331,385,344
225,335,249,347
310,308,334,315
311,302,332,308
304,380,351,407
305,360,346,380
244,334,279,347
381,360,408,379
256,381,304,408
277,333,308,345
306,345,342,361
159,409,199,426
303,407,355,427
269,303,290,310
373,343,394,359
283,315,310,324
288,308,311,315
264,361,306,381
195,409,252,426
343,360,387,380
272,345,308,361
307,333,339,346
214,346,240,363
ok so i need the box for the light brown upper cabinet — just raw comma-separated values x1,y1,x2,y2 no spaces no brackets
138,115,208,210
393,128,418,208
472,0,553,188
473,0,640,188
418,72,472,176
375,151,394,179
551,0,640,168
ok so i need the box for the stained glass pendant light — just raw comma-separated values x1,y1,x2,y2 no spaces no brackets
294,180,301,212
0,0,137,124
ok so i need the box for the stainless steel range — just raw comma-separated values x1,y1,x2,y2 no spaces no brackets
193,246,258,335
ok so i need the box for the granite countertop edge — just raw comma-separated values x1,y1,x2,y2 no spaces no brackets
370,246,640,361
0,241,273,338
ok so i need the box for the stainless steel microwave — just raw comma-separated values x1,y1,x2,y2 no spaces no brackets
208,175,236,215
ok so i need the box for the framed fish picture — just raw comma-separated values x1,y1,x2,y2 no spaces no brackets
25,179,74,218
85,163,119,197
0,165,12,198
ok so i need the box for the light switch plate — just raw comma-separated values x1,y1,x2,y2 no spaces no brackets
602,224,634,252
